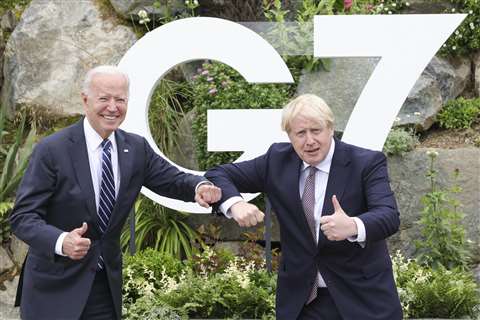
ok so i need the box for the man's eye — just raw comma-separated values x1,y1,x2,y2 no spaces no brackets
99,97,108,102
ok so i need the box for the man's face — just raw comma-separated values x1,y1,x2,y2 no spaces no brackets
82,73,128,139
288,115,334,166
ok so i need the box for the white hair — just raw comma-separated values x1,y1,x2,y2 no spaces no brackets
82,65,130,97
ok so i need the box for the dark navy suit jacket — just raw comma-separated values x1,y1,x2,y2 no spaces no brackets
206,138,403,320
10,119,206,320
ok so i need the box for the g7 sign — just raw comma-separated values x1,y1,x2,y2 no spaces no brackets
118,15,466,213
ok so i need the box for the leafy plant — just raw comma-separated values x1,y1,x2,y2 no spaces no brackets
414,151,471,270
383,127,418,156
440,0,480,56
392,251,480,319
437,97,480,130
191,61,291,170
120,196,201,259
148,78,194,157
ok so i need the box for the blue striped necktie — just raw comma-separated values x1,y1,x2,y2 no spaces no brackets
97,139,115,269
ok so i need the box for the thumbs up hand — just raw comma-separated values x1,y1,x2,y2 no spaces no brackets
319,195,357,241
62,222,91,260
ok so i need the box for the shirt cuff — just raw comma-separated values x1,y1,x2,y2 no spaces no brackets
195,181,212,194
347,217,366,248
219,196,244,219
55,232,68,256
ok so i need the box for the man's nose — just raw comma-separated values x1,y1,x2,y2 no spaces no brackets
305,132,315,144
106,99,118,111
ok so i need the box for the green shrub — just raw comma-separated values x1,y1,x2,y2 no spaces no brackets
383,128,418,156
440,0,480,56
414,151,471,270
123,248,186,304
437,97,480,129
393,251,480,319
191,61,291,170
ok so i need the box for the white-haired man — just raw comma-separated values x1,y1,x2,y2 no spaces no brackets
11,65,222,319
206,94,402,320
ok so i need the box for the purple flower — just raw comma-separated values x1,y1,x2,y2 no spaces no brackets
344,0,352,10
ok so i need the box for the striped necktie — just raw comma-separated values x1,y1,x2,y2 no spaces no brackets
97,139,115,269
302,166,318,304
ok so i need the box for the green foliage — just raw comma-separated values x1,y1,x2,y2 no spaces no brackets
0,202,13,243
0,108,36,202
123,248,276,320
383,127,418,156
123,248,186,304
414,151,471,270
148,78,193,157
440,0,480,56
191,61,291,170
120,196,201,259
392,251,480,319
437,97,480,130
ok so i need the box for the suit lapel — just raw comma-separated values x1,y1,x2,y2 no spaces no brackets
107,130,133,232
68,120,100,233
318,138,351,247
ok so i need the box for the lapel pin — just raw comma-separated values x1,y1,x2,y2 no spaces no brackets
124,149,129,153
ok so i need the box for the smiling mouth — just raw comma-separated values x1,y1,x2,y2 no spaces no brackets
101,115,118,120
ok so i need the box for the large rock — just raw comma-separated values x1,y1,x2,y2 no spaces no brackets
424,56,470,102
109,0,185,20
0,276,19,320
387,148,480,259
1,0,137,115
475,51,480,97
398,73,443,130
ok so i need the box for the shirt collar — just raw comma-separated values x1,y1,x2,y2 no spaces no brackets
83,118,116,152
302,137,335,174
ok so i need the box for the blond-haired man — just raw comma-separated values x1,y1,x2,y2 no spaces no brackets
206,94,402,320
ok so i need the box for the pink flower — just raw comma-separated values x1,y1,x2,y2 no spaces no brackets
201,70,209,76
344,0,353,10
207,77,214,82
208,88,217,95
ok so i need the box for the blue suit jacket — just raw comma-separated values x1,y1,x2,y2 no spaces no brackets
10,119,206,320
206,138,402,320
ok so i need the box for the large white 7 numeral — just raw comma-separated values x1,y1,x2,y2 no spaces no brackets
313,15,466,150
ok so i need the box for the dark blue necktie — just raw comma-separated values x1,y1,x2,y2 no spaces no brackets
97,139,115,269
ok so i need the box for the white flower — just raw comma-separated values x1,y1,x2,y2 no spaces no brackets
470,22,475,30
455,30,459,35
194,0,199,5
426,150,439,157
414,112,421,116
406,2,410,6
452,45,457,50
138,9,148,19
392,3,396,7
451,8,456,12
469,10,473,14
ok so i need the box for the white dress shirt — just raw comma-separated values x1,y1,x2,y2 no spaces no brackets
54,119,120,255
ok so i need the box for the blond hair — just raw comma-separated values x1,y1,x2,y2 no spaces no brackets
281,94,334,133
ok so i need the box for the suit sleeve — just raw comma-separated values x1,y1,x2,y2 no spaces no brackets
9,141,65,259
204,147,270,212
142,138,206,202
358,152,400,243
